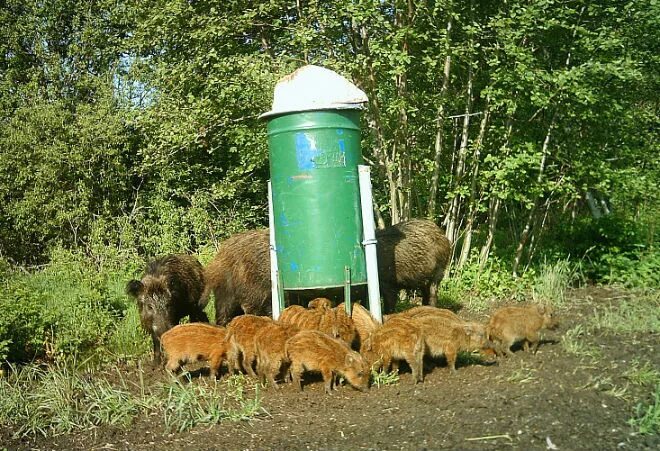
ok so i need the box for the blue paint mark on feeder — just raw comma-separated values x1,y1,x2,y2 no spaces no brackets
296,133,317,170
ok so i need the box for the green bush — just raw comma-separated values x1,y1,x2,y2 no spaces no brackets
0,247,147,363
0,279,45,362
441,254,533,312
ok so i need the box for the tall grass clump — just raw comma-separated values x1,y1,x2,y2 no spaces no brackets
107,303,151,360
0,363,265,438
532,258,581,307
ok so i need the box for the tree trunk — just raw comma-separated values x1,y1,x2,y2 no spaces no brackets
445,67,473,247
458,107,490,268
427,16,453,220
513,116,555,277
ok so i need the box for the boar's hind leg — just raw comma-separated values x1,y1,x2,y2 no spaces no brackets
291,362,304,391
209,350,224,379
322,369,334,394
242,352,258,378
526,332,541,354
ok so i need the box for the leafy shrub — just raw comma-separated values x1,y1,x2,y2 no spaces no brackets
546,214,658,288
0,279,46,361
0,247,147,363
441,254,533,312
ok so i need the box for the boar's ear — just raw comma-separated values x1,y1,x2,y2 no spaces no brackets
537,304,547,314
462,324,475,335
126,280,144,298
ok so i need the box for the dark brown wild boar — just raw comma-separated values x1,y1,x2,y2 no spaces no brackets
203,229,271,326
226,314,274,377
361,317,424,383
161,323,227,379
487,304,557,357
376,219,452,313
253,321,300,388
286,330,370,394
126,254,208,364
412,315,487,372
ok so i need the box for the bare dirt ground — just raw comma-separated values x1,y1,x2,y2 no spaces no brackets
4,287,659,450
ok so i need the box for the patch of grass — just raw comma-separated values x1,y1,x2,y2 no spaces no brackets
561,325,602,360
624,360,660,386
0,363,156,438
579,374,629,400
590,292,660,334
107,303,151,360
629,384,660,435
370,368,400,388
499,362,537,384
161,374,264,433
532,258,581,307
0,362,265,438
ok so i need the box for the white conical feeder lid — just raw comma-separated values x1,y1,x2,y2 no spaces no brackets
260,65,368,119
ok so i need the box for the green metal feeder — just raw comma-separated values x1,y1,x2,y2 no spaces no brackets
262,65,381,321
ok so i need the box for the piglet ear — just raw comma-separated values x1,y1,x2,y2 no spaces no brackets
463,324,474,335
537,304,547,314
126,280,144,298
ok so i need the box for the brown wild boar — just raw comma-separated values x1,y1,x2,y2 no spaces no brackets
226,314,274,377
328,307,358,347
338,302,381,349
412,316,487,372
487,304,557,357
203,229,271,326
280,304,357,347
388,306,495,357
361,317,424,383
286,330,370,394
160,323,227,379
254,321,300,388
388,305,461,322
279,305,323,330
308,297,333,310
376,219,452,312
126,254,208,364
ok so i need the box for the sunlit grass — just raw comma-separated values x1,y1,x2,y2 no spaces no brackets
161,374,264,433
532,258,581,307
624,360,660,387
590,292,660,334
0,363,155,438
0,362,264,438
561,325,602,360
629,384,660,435
370,368,400,388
